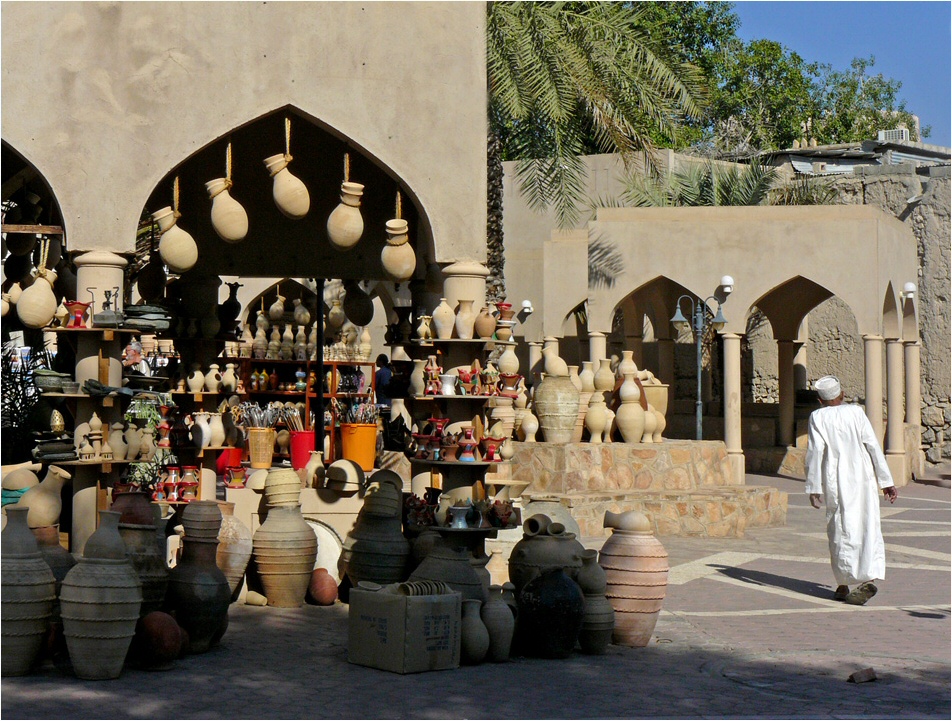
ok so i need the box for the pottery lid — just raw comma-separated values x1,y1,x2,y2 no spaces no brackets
386,218,409,234
340,181,364,196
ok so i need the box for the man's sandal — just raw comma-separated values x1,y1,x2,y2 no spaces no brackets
834,585,849,601
844,582,878,606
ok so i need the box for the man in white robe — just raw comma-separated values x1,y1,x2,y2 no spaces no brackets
805,375,898,605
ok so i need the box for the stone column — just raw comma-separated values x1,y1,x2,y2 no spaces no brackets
588,331,607,362
904,341,922,426
794,315,809,389
527,341,543,378
722,332,745,484
440,260,490,310
885,339,904,453
863,334,885,444
657,338,675,387
777,340,796,447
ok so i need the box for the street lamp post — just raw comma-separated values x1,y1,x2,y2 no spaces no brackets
671,278,733,441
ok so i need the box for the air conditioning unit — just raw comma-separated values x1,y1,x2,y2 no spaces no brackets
877,128,910,142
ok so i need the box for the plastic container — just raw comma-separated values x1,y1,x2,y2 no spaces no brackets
289,431,316,470
339,423,377,472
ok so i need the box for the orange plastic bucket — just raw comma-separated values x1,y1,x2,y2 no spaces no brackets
339,423,377,472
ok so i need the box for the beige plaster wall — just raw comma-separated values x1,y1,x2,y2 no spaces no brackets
1,1,486,263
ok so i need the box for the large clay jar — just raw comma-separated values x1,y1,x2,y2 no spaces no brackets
431,297,456,340
474,306,496,339
482,585,516,662
327,181,365,250
119,516,169,617
516,568,584,659
206,178,249,243
32,524,76,622
616,373,646,443
460,598,490,665
507,516,585,596
533,375,580,444
454,299,477,340
216,502,253,601
1,507,56,676
60,511,142,679
577,549,614,655
598,510,668,647
341,511,410,588
252,505,317,607
153,206,198,274
381,218,416,282
409,358,426,396
409,541,486,602
166,502,230,653
264,152,310,219
578,361,596,393
17,465,71,528
618,350,638,378
16,269,58,329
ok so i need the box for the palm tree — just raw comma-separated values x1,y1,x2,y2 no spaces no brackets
622,160,779,207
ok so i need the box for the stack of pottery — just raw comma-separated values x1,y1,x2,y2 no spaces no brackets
166,502,231,652
1,507,56,676
113,491,168,616
216,502,253,601
507,515,585,596
576,549,614,654
598,510,668,647
252,470,318,607
60,511,142,679
341,472,410,588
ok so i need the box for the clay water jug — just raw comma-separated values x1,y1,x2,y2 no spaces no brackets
585,393,609,444
208,413,226,447
1,507,56,676
109,423,127,461
533,375,579,444
252,505,317,607
474,306,497,339
409,359,427,396
599,511,668,647
381,218,416,281
221,363,238,393
454,299,478,340
517,569,584,659
204,364,222,393
594,358,614,393
292,298,311,326
616,373,646,443
216,502,253,601
61,511,142,679
269,293,286,323
16,269,58,329
186,364,205,393
264,152,310,219
482,585,516,662
461,599,490,665
17,465,71,528
153,206,198,274
191,412,211,449
432,297,456,340
206,178,248,243
327,181,365,250
166,502,231,653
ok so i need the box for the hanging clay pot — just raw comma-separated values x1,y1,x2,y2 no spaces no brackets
482,585,516,662
342,281,374,326
216,502,253,601
1,507,56,676
454,299,478,340
460,598,490,665
152,206,198,274
16,465,71,528
137,245,168,302
292,298,311,326
269,292,286,322
206,178,248,243
5,232,37,257
327,299,346,329
474,306,497,339
431,298,456,340
252,505,317,608
327,181,365,250
516,568,585,659
60,511,142,679
381,218,416,281
16,269,58,329
264,153,310,219
166,502,231,653
533,376,579,444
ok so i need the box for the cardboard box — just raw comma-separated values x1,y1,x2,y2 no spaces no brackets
347,589,461,674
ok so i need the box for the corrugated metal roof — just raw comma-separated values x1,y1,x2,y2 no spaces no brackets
790,157,869,175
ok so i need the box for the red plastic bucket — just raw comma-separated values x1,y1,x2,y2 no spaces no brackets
290,430,316,470
216,447,244,475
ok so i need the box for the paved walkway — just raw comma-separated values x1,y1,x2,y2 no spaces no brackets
3,473,949,719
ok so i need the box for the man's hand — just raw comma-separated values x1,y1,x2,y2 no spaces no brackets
809,493,822,509
882,486,898,504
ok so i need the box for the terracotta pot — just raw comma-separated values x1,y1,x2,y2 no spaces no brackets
474,306,496,339
60,511,142,679
1,508,56,676
482,586,515,662
119,522,169,616
454,299,477,340
409,541,485,602
307,568,338,606
166,503,230,653
17,465,71,528
341,512,410,587
533,375,580,444
16,269,58,329
252,505,317,608
598,511,668,647
265,153,310,219
508,523,585,596
153,206,198,274
585,394,609,444
381,219,416,281
206,178,248,243
616,375,646,444
327,181,365,250
216,502,253,601
594,358,614,393
432,297,456,340
516,569,584,658
127,611,182,670
461,598,490,665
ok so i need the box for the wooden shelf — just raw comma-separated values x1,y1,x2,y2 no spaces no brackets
410,395,491,401
413,338,493,345
409,459,493,467
2,224,65,234
247,390,305,396
41,392,91,399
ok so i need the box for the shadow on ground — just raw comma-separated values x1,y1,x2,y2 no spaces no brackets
709,564,834,600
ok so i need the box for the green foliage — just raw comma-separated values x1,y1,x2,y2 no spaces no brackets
488,1,706,226
770,175,839,206
623,161,779,207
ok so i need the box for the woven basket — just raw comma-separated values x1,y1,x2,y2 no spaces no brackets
247,428,276,469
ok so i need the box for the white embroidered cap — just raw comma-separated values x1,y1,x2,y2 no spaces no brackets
815,375,842,401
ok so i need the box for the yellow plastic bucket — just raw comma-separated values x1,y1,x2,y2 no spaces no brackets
339,423,377,472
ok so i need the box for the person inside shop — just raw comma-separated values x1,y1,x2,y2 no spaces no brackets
375,353,393,408
805,375,897,606
122,338,152,377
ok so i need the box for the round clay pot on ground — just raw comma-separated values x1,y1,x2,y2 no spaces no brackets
508,517,585,596
252,505,317,608
307,568,339,605
2,507,56,676
516,568,584,659
127,611,182,670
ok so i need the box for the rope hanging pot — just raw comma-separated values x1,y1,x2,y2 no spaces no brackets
206,141,249,243
326,152,364,251
264,117,310,219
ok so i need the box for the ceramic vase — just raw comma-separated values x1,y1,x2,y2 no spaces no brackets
594,358,615,393
585,393,609,444
599,511,668,648
108,423,127,461
578,361,596,393
641,405,657,444
653,408,667,442
191,412,211,449
302,451,325,488
533,376,580,444
568,365,582,392
206,178,249,243
216,502,253,601
498,343,519,376
432,298,456,340
618,350,638,378
1,508,56,676
519,409,539,442
221,363,238,394
482,586,515,662
454,299,477,340
616,374,646,443
516,569,585,659
16,270,58,329
17,465,71,528
125,425,142,462
577,549,614,654
409,359,426,396
208,413,226,447
327,181,365,250
60,511,142,679
461,599,490,665
204,364,222,393
474,306,496,339
381,218,416,281
253,505,318,608
118,518,169,617
264,153,310,219
166,502,231,653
